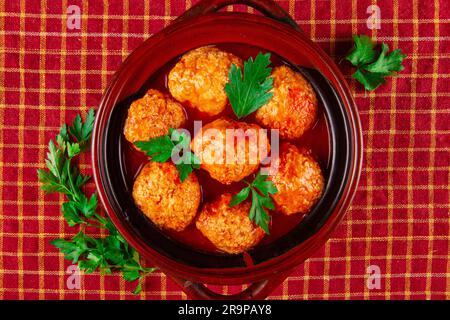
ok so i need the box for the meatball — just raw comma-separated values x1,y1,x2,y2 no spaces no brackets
267,142,324,215
132,162,201,231
196,194,266,254
191,117,270,184
255,65,318,139
124,89,186,144
168,46,243,116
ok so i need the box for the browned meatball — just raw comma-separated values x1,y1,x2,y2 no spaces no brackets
168,46,243,115
196,194,266,254
255,65,318,139
132,162,201,231
267,142,324,215
191,117,270,184
124,89,186,144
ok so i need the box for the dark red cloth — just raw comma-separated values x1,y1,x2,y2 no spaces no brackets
0,0,448,299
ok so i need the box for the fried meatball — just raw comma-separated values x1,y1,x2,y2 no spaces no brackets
132,162,201,231
191,117,270,184
196,194,266,254
255,65,318,139
268,142,324,215
124,89,186,144
168,46,243,115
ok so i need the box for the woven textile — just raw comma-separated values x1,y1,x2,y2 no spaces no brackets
0,0,448,299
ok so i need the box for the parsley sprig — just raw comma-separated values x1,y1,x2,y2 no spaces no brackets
229,172,278,234
38,110,155,294
134,128,200,182
346,35,406,91
225,52,274,119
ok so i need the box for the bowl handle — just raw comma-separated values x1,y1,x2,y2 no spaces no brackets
174,0,302,32
171,272,289,300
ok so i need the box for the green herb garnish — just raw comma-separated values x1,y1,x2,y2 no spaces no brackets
68,109,95,151
230,172,278,234
225,52,273,118
134,128,200,182
38,110,155,294
346,35,406,91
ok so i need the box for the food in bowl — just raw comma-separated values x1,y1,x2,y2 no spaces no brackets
124,89,186,144
196,193,266,254
93,3,362,298
122,45,329,254
255,65,318,139
191,117,270,184
168,46,243,116
132,161,201,231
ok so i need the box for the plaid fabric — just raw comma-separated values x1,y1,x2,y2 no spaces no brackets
0,0,449,300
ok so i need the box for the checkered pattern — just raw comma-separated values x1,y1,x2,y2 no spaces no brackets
0,0,448,300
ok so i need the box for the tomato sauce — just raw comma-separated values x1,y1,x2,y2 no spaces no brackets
120,43,331,253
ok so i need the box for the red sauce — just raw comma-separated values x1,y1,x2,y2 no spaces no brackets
121,43,331,253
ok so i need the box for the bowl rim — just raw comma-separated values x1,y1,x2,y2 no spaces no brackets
92,11,363,285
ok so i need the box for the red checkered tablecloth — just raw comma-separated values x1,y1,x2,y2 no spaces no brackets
0,0,449,300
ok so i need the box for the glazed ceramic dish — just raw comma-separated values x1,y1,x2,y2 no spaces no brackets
92,0,362,299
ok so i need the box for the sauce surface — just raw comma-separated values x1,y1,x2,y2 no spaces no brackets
121,43,331,253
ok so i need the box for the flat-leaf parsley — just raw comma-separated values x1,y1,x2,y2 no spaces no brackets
346,35,406,91
38,110,155,294
230,172,278,234
225,52,273,119
134,128,200,182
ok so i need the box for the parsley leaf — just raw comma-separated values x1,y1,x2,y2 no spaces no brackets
345,35,406,91
61,202,84,227
229,186,251,207
175,161,199,183
364,43,406,74
345,35,377,67
132,283,143,295
38,109,155,294
73,193,98,218
68,109,95,150
50,238,86,263
225,52,274,119
229,172,277,234
134,135,174,162
352,69,387,91
134,128,200,182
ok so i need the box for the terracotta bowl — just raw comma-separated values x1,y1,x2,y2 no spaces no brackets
92,0,362,299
